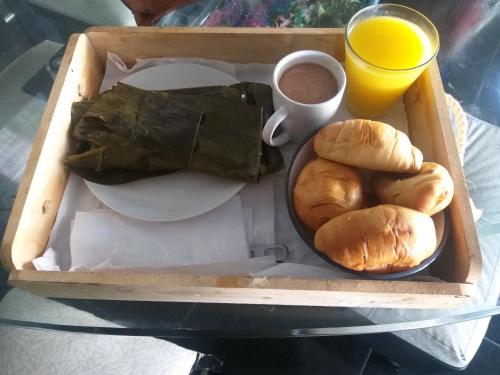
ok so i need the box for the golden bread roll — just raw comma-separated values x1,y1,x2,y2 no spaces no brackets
314,205,436,273
371,162,454,215
293,158,363,230
314,119,423,173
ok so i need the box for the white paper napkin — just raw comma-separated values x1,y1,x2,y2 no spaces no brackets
100,53,273,92
69,196,249,270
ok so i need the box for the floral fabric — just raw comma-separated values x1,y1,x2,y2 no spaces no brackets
205,0,377,27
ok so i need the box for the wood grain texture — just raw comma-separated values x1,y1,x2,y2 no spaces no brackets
0,34,104,271
85,27,346,65
403,60,481,284
0,27,481,307
9,270,474,309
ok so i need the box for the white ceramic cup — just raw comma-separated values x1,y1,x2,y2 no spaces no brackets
262,50,346,146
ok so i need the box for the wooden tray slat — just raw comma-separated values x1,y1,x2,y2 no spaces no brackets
87,27,346,65
404,62,481,284
9,270,474,309
1,34,104,270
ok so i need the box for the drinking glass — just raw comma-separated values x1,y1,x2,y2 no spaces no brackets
345,4,439,117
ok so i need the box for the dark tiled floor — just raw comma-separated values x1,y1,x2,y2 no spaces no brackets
224,337,370,374
174,331,500,374
174,336,373,374
0,2,32,71
362,350,399,375
485,315,500,348
198,333,500,374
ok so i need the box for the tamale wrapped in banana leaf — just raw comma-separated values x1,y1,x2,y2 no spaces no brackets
65,83,203,184
159,92,262,181
170,82,284,176
65,82,283,184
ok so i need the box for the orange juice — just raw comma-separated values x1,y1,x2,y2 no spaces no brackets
346,14,437,117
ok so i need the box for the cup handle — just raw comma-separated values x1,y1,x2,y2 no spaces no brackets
262,107,290,147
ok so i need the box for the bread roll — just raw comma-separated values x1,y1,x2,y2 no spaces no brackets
314,119,423,173
314,205,436,273
371,162,454,215
293,158,363,230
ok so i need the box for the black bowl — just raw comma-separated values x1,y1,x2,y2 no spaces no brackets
285,130,449,280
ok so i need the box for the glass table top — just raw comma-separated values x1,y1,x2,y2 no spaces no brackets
1,0,500,337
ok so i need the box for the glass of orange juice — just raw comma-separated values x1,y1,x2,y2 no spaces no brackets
345,4,439,117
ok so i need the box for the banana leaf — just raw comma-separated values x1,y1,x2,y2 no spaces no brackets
156,91,262,181
65,84,203,184
73,83,202,169
65,81,283,184
164,82,284,176
233,82,284,176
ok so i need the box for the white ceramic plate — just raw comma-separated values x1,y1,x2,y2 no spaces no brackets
86,63,245,222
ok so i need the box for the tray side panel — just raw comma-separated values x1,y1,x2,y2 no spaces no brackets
0,34,104,271
85,27,345,65
404,60,481,284
9,270,474,309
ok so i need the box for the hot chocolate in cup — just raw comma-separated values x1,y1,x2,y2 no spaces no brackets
262,50,346,147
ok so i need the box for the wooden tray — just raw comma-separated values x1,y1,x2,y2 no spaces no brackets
0,27,481,308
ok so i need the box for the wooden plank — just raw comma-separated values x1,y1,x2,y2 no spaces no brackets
9,270,474,309
0,34,104,271
404,60,481,284
85,27,346,65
